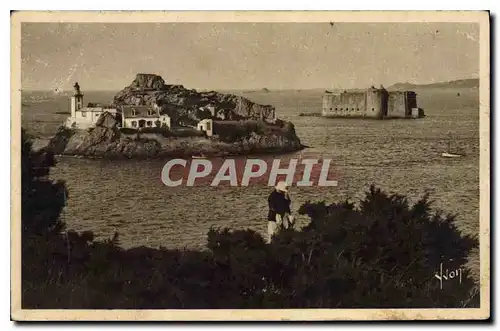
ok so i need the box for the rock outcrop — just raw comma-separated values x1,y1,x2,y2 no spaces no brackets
95,111,119,129
44,74,304,159
129,73,166,90
47,115,303,159
113,74,276,125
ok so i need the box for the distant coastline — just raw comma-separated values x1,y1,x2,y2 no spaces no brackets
21,77,479,94
388,78,479,90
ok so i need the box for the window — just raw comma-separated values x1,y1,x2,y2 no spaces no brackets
131,121,137,127
372,108,375,111
147,121,153,127
95,113,100,117
330,108,333,111
132,109,137,116
81,111,87,117
206,121,212,131
340,108,343,111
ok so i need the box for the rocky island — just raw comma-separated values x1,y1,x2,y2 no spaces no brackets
45,74,303,159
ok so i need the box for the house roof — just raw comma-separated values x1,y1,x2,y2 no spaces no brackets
121,105,159,118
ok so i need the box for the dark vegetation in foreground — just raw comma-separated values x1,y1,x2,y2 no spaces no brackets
22,128,479,309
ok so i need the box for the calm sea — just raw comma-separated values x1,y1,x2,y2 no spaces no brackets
21,88,480,251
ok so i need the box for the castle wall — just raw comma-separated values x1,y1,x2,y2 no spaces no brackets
322,92,367,117
365,88,386,118
321,88,422,119
387,92,407,117
406,92,417,109
387,91,417,117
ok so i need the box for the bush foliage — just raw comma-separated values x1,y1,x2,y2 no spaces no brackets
119,126,204,138
21,128,479,309
214,120,295,143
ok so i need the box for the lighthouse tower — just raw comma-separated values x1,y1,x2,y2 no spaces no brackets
70,82,84,118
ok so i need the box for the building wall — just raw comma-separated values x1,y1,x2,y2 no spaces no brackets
406,92,417,110
66,107,101,129
387,92,406,117
74,96,83,111
124,117,156,128
123,116,170,129
410,108,421,118
159,115,171,129
365,88,386,118
387,92,414,117
72,107,104,125
197,119,214,136
322,92,367,117
66,107,120,129
70,97,77,118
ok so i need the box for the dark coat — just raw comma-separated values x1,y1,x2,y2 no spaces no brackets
267,189,291,222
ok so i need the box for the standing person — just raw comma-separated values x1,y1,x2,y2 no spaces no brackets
267,181,293,243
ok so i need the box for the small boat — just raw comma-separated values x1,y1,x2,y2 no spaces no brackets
441,152,463,158
441,133,464,158
192,153,206,159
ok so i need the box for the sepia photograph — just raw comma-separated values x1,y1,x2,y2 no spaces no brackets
10,11,490,321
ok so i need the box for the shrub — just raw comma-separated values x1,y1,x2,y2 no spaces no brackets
120,127,205,138
205,187,478,308
21,129,478,309
139,127,169,135
167,127,205,138
119,128,137,135
286,186,479,308
214,120,275,143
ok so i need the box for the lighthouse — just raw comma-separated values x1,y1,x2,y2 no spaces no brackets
70,82,84,118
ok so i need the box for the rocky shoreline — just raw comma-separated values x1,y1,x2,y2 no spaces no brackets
41,120,304,160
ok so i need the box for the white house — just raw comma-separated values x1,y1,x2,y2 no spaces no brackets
197,119,214,137
65,82,119,129
120,105,171,129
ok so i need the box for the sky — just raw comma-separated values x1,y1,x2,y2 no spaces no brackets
20,22,480,91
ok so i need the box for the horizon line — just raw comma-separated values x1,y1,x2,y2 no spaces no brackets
20,75,480,93
21,76,480,93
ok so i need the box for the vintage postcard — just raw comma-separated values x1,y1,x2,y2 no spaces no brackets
11,11,490,321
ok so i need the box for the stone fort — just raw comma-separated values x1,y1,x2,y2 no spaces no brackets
322,85,424,119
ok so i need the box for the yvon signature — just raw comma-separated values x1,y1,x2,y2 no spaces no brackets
434,263,463,290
